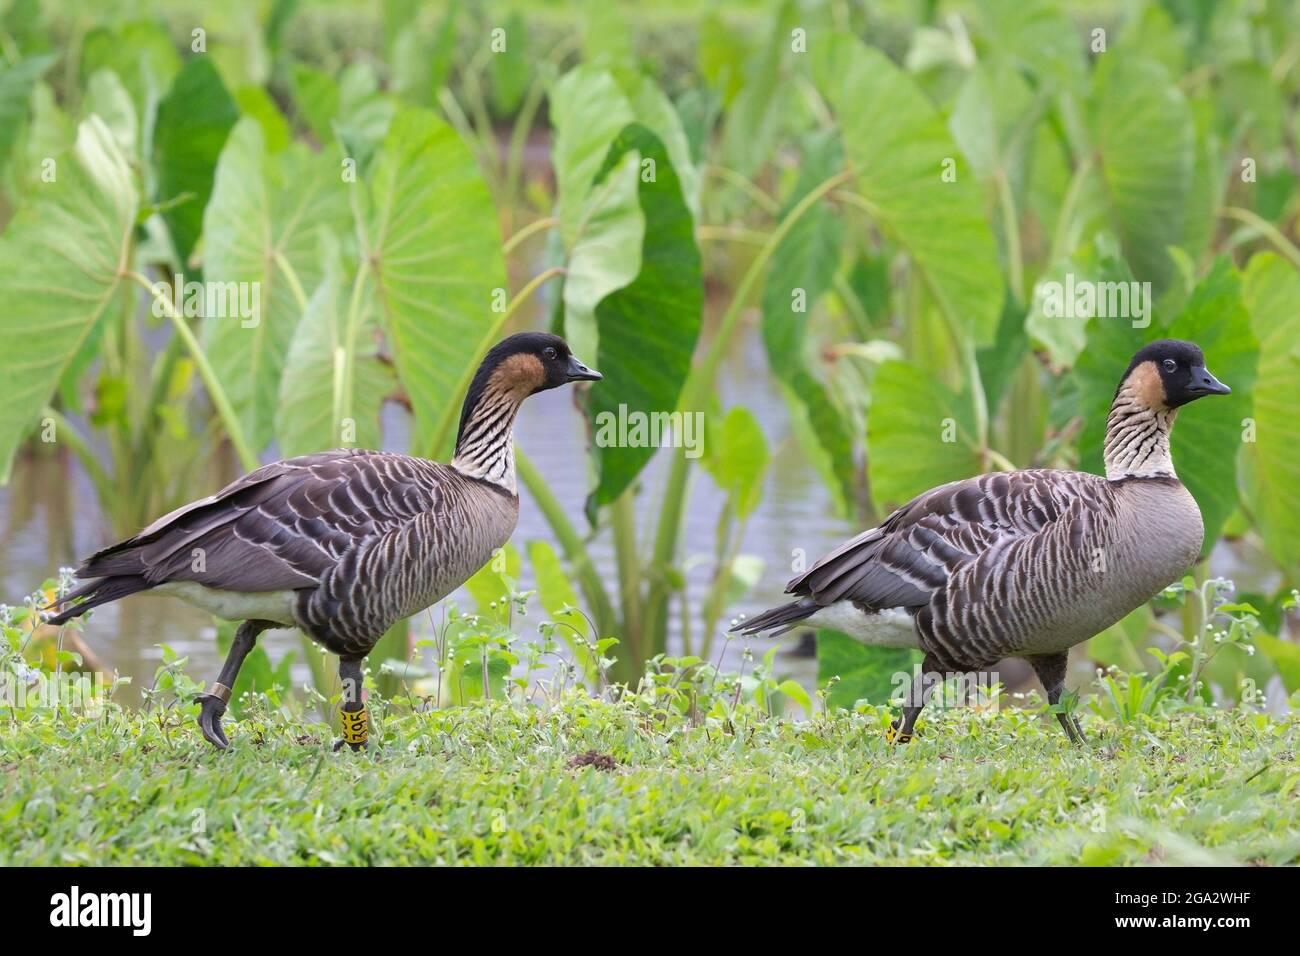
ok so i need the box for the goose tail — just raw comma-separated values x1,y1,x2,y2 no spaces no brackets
730,597,819,637
43,576,153,626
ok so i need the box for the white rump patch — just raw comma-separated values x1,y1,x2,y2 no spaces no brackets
805,602,919,648
153,581,297,625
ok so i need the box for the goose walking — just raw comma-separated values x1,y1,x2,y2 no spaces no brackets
47,333,600,750
735,340,1231,744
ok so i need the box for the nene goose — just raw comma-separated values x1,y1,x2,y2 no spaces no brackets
735,339,1231,744
47,332,600,750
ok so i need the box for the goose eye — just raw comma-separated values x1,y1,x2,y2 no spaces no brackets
1162,358,1177,372
543,347,557,360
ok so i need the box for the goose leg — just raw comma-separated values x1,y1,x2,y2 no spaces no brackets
333,656,369,752
1028,652,1086,745
197,619,273,750
888,655,941,743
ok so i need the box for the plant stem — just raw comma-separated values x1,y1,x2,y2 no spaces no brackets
515,448,616,635
994,169,1024,305
701,164,779,214
502,216,558,257
42,407,109,496
642,168,853,655
611,491,643,668
126,270,259,471
424,265,566,458
1049,153,1094,265
1221,206,1300,269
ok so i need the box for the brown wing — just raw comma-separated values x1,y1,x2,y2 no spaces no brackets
77,450,450,592
786,470,1102,610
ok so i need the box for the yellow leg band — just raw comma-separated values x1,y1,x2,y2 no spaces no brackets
885,724,913,744
340,707,369,746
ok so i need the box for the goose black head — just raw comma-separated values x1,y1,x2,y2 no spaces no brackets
473,331,600,396
456,332,600,447
1118,339,1230,410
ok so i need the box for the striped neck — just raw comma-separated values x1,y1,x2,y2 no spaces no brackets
450,384,523,494
1103,382,1177,481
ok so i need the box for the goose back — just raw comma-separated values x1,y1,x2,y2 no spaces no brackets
75,449,520,657
787,469,1203,668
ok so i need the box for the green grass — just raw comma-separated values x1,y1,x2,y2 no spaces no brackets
2,697,1297,866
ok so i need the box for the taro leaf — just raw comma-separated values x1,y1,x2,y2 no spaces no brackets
154,57,239,267
971,0,1087,92
977,289,1028,413
1075,257,1258,553
0,117,136,482
1253,633,1300,694
1086,605,1153,673
83,69,137,163
1241,254,1300,575
464,542,521,625
817,630,921,710
816,36,1003,345
527,540,587,639
203,118,350,451
528,539,598,680
703,406,768,519
290,63,339,142
364,107,506,460
0,54,54,171
1088,55,1194,292
867,360,981,513
582,122,703,516
761,130,856,514
489,8,529,114
717,0,801,179
233,85,292,153
549,65,639,364
551,67,698,365
333,62,396,177
81,21,180,135
276,241,393,457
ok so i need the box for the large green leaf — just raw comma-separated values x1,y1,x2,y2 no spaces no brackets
1254,633,1300,695
702,406,768,519
81,21,180,121
816,36,1003,344
154,57,239,266
0,54,54,173
816,630,920,710
202,118,350,450
276,243,393,457
1075,257,1258,552
970,0,1087,92
867,360,981,512
0,117,136,481
549,65,640,364
550,67,698,365
761,130,856,514
1241,254,1300,575
364,107,506,459
1088,56,1194,291
582,123,703,514
717,0,802,179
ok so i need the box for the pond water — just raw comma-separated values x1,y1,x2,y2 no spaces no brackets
0,319,850,701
